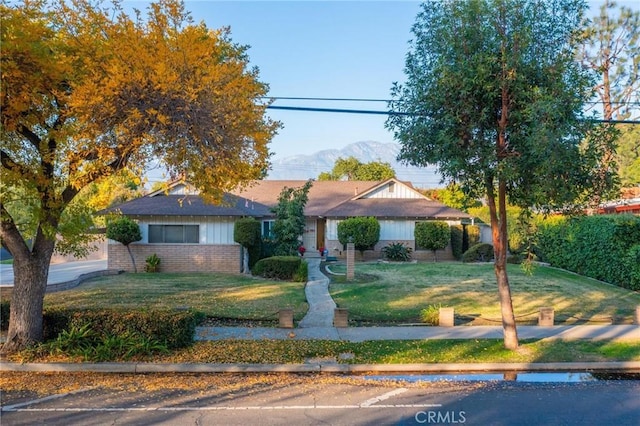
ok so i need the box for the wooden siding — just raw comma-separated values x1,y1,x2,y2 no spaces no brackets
362,182,423,199
131,216,236,245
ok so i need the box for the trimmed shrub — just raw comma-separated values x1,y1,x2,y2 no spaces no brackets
42,308,204,349
462,243,494,263
234,217,262,269
536,214,640,289
450,225,463,260
252,256,303,281
415,221,450,261
382,242,413,262
466,225,480,248
260,239,277,259
337,217,380,254
624,244,640,291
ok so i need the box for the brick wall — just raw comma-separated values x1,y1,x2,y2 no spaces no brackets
108,244,241,274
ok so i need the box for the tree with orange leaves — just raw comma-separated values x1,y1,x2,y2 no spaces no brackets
0,0,279,353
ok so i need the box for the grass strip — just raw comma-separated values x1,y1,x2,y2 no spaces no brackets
10,339,640,364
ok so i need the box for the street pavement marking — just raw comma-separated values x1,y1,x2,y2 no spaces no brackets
4,404,443,412
360,388,409,407
1,388,96,412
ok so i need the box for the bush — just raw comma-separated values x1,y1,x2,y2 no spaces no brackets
145,253,161,272
536,214,640,289
337,217,380,254
34,323,169,362
252,256,303,281
415,221,450,261
260,238,277,259
293,260,308,282
462,243,494,263
450,225,463,260
234,218,262,268
624,244,640,291
382,242,413,262
42,308,204,349
465,225,480,249
420,304,442,325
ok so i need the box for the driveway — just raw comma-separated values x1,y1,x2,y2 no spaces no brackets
0,259,108,286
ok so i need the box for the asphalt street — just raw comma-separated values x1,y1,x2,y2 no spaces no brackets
1,375,639,425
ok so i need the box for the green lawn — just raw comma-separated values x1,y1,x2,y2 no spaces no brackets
158,339,640,364
7,263,640,364
43,272,309,322
328,262,640,325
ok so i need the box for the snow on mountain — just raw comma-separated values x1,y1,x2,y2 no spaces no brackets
267,141,443,188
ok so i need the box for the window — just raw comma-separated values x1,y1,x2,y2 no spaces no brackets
262,220,275,238
148,225,199,243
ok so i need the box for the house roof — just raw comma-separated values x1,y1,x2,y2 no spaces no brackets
231,180,384,216
103,178,472,221
233,179,471,220
323,198,473,219
101,193,270,217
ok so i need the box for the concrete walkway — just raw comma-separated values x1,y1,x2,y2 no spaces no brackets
298,256,336,328
195,255,640,342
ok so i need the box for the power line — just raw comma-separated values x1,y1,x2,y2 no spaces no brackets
267,105,407,116
263,96,640,107
262,96,389,102
266,105,640,124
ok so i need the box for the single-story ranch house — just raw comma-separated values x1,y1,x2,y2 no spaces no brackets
104,178,476,273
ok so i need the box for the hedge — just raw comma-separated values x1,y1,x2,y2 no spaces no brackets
252,256,307,281
41,308,204,349
462,243,494,263
536,214,640,290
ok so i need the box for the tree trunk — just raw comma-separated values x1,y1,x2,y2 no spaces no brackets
486,178,519,351
125,244,137,273
242,246,250,274
1,239,55,354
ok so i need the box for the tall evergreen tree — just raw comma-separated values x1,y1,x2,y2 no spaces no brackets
387,0,609,349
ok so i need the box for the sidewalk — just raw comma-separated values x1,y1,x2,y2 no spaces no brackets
2,254,639,374
197,254,640,342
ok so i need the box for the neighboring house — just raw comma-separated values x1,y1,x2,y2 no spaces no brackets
104,178,474,273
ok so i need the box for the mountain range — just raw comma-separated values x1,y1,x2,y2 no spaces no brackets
267,141,442,188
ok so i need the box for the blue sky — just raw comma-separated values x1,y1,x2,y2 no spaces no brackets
128,1,638,163
181,1,422,160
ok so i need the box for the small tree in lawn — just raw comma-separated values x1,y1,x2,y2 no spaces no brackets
234,217,261,274
272,180,313,256
106,216,141,273
337,217,380,257
415,221,450,262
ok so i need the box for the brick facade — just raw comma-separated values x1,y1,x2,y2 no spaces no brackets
108,244,241,274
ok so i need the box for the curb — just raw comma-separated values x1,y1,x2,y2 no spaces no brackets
3,361,640,374
44,269,124,293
